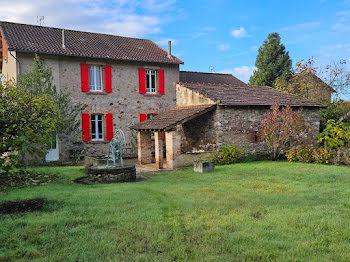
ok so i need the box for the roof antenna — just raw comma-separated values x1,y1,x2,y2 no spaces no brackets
62,29,66,49
37,16,45,26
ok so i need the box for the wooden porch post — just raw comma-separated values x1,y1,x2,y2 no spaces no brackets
154,131,164,169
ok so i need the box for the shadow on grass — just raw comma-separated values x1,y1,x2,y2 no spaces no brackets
0,198,64,216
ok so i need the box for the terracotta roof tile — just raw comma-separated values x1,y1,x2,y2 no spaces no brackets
180,71,247,86
0,21,183,64
182,83,324,107
132,104,216,130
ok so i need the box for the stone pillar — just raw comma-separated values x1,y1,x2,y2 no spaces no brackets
137,131,152,165
154,131,164,169
165,131,181,169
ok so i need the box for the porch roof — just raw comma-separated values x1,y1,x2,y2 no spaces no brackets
132,104,216,131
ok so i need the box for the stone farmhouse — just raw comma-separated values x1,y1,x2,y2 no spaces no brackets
0,21,323,167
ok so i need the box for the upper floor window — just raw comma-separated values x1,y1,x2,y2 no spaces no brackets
89,65,103,92
91,114,104,141
146,69,157,94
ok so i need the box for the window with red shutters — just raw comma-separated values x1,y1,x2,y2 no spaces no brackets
81,64,89,92
158,69,164,95
105,113,114,140
105,65,112,93
138,68,146,94
139,113,147,122
82,113,91,141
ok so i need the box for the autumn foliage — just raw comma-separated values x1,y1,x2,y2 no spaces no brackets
259,103,306,160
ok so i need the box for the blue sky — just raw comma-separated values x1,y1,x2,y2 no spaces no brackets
1,0,350,83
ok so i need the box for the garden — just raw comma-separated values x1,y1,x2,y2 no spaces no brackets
1,162,350,261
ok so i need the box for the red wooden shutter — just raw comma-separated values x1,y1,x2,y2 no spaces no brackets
105,65,112,93
138,68,146,94
82,113,91,142
106,113,114,141
140,113,147,122
158,69,164,95
81,64,89,92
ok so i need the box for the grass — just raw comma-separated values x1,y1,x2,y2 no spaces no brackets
1,162,350,261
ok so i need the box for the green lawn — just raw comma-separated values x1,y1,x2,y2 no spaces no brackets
1,162,350,261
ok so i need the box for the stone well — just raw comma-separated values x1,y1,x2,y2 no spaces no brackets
86,165,136,183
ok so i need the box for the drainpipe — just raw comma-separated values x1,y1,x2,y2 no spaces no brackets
9,50,20,78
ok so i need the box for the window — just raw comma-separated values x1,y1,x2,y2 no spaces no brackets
147,113,157,120
91,114,104,141
147,113,157,139
146,69,157,94
89,65,103,92
253,131,258,143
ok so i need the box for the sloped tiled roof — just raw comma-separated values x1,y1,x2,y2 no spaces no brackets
182,83,324,107
132,104,216,130
180,71,247,86
0,21,183,64
290,71,335,92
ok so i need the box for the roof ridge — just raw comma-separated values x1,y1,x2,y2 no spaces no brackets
0,20,151,41
181,82,246,87
174,104,216,109
180,70,232,76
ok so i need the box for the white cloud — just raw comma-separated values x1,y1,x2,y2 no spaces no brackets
319,43,350,57
217,44,230,51
0,0,176,37
156,38,179,46
220,66,256,83
231,27,248,38
192,26,216,39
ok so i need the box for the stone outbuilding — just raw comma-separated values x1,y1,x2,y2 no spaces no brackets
132,82,323,170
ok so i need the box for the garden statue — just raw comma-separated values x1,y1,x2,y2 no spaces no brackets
107,129,126,168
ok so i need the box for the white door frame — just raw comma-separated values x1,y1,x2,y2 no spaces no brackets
45,135,59,162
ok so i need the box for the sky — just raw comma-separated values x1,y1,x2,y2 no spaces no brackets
1,0,350,84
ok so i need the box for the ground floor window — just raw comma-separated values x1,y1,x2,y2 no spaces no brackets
147,113,157,139
91,114,104,141
147,113,157,120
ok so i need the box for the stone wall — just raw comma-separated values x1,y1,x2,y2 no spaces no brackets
215,105,320,155
178,109,218,152
176,105,320,158
176,84,216,107
17,53,179,161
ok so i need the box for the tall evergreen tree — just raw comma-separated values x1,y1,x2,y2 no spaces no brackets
249,33,292,87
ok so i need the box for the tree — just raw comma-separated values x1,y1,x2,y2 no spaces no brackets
17,55,80,135
0,55,80,167
258,103,306,160
249,33,292,87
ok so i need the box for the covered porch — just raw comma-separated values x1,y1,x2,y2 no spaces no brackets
132,104,216,170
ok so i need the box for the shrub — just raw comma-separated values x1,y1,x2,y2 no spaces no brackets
286,147,298,162
312,147,332,164
319,119,350,150
331,148,350,165
213,145,245,165
259,103,306,160
296,146,314,163
286,146,314,163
